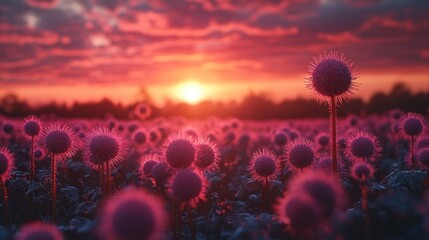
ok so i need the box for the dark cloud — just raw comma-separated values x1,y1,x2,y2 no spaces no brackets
0,0,428,86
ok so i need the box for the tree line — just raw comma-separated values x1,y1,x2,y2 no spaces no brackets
0,83,427,120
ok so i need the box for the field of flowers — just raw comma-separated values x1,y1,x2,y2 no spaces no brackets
0,109,429,240
0,52,428,240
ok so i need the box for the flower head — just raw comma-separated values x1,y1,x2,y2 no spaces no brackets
151,161,172,186
139,153,162,178
2,122,14,136
164,134,196,169
351,162,374,182
248,148,280,182
316,132,330,149
134,103,152,120
284,138,318,173
345,131,381,162
417,148,429,168
132,128,147,146
273,131,288,147
275,193,322,234
416,136,429,150
33,147,45,160
168,169,207,208
194,138,220,172
15,222,63,240
98,189,166,240
288,172,343,218
42,123,77,160
307,51,358,104
400,113,425,138
23,115,42,138
84,128,126,170
0,147,14,182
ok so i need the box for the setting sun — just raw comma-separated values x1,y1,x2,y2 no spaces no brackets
178,81,204,104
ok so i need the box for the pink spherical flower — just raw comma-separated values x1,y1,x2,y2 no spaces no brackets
132,128,147,146
98,189,166,240
134,103,152,120
345,131,381,162
164,134,196,169
42,123,77,160
0,147,14,182
416,147,429,169
84,128,126,170
139,153,162,178
400,113,425,138
248,148,280,182
194,138,220,172
288,172,344,218
275,193,322,234
416,136,429,150
351,162,374,182
168,169,207,208
284,138,319,173
15,221,63,240
23,115,42,138
316,132,330,149
307,51,359,104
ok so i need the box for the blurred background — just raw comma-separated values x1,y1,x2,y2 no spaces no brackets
1,0,428,118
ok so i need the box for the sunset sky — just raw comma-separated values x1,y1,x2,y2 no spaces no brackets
1,0,429,106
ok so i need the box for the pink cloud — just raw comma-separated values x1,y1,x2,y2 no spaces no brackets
360,16,416,31
318,32,362,43
0,31,59,45
118,17,299,37
25,0,59,9
202,60,263,70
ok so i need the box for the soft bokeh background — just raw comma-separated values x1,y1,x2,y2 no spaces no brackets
1,0,429,107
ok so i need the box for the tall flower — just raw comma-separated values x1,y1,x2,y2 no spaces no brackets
306,51,359,174
400,113,426,169
23,115,42,181
85,128,126,197
0,147,13,224
42,123,77,222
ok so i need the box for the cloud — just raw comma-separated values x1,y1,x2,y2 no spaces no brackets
25,0,59,9
0,0,428,90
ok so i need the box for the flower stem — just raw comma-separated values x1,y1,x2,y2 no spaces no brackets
51,154,57,222
265,177,270,211
330,96,338,175
106,163,111,197
0,178,9,225
187,204,196,240
411,136,415,170
30,136,35,182
361,182,368,212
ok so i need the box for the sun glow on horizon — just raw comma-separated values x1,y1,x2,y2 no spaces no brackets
177,81,205,104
